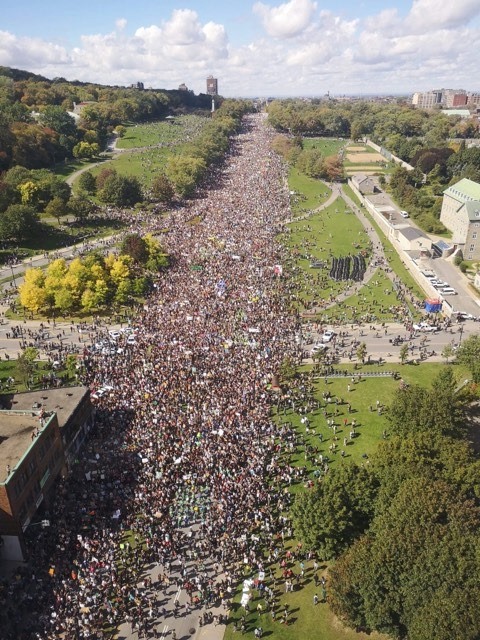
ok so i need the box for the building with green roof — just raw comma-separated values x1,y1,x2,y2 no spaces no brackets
440,178,480,259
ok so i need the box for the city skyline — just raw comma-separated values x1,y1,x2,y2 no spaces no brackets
1,0,480,97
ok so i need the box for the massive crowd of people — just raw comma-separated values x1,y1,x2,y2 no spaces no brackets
1,113,305,639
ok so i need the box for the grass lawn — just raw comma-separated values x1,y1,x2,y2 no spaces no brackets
225,361,469,640
288,168,331,215
282,197,371,309
302,138,346,157
84,146,173,190
0,359,69,394
116,115,208,149
53,158,97,179
314,268,408,324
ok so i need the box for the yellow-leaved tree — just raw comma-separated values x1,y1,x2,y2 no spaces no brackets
109,255,132,285
19,268,46,313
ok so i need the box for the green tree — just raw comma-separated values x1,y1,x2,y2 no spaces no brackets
77,170,96,194
356,342,367,364
99,174,142,207
442,343,455,364
72,141,99,159
387,368,468,439
67,194,95,222
456,334,480,382
17,347,39,385
291,463,378,559
329,477,480,639
151,173,174,204
0,204,39,241
399,343,409,364
44,196,66,225
166,155,206,198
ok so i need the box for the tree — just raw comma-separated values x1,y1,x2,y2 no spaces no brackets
121,234,148,264
65,354,79,381
387,368,468,439
399,343,409,364
99,174,143,207
96,167,117,191
291,463,378,559
54,288,75,314
144,233,169,270
67,194,95,223
151,173,174,205
115,125,126,138
0,204,39,241
77,171,96,194
17,347,39,385
456,334,480,382
72,141,99,159
356,342,367,364
166,155,206,198
44,196,67,225
329,477,480,639
442,343,455,364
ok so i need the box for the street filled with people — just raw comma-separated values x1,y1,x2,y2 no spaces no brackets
0,113,307,639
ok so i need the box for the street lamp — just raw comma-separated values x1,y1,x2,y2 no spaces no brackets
459,324,464,345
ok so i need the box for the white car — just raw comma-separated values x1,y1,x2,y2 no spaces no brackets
311,343,328,354
322,330,336,343
108,330,121,340
400,210,409,218
127,335,136,345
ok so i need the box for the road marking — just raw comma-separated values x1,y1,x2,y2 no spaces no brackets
174,587,181,603
161,624,169,638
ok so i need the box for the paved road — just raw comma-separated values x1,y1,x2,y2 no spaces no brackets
302,319,475,365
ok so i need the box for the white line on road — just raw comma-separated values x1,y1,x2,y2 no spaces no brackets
161,624,169,638
174,587,181,603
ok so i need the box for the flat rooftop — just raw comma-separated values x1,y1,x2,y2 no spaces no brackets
0,387,89,484
0,411,52,483
0,387,89,429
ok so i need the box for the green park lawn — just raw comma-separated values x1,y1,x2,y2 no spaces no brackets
85,146,173,189
225,361,470,640
313,269,407,324
116,115,208,149
302,137,346,157
282,196,372,308
288,168,332,215
0,359,67,394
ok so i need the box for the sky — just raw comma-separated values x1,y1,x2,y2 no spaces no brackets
1,0,480,97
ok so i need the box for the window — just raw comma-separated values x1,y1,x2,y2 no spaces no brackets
469,244,475,251
473,233,478,239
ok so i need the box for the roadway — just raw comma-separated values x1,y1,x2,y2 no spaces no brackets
302,319,474,365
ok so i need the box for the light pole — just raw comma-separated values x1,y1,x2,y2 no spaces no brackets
459,324,464,345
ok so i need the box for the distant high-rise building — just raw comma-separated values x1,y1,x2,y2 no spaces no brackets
412,90,443,109
178,83,189,91
206,76,218,95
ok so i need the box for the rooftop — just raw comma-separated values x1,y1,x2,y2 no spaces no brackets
0,387,89,483
0,411,54,482
444,178,480,203
398,226,429,240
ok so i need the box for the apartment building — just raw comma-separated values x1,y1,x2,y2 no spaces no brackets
440,178,480,260
0,387,93,561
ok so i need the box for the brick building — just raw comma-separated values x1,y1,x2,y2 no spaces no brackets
0,387,93,561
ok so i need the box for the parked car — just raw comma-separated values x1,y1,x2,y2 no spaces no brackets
400,210,409,218
322,330,336,343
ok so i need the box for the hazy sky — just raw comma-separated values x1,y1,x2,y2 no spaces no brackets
1,0,480,96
